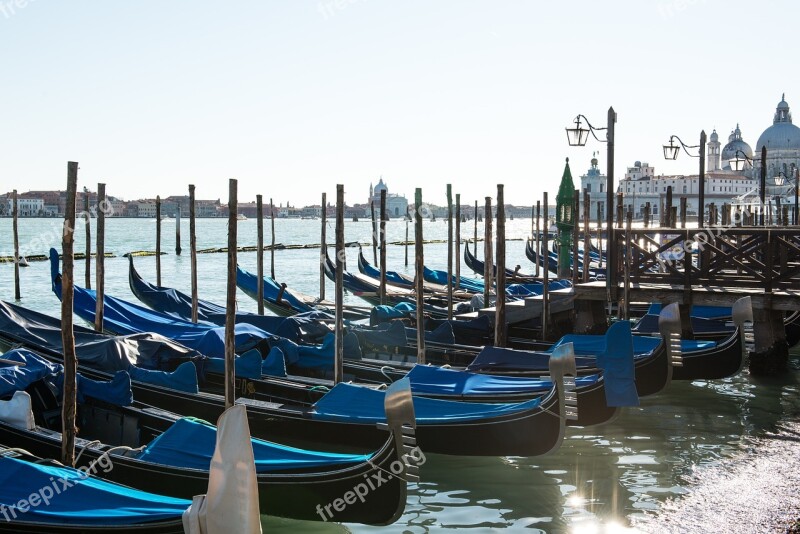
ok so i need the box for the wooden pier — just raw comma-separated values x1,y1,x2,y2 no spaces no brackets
574,225,800,374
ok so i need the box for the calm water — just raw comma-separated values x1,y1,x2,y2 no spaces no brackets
1,217,799,533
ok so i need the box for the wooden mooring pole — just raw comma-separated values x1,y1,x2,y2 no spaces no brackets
446,184,453,319
596,202,603,269
474,200,478,248
370,200,378,266
379,189,387,306
680,197,687,228
95,183,105,332
404,218,409,267
623,210,632,320
572,189,580,285
61,161,79,467
155,196,161,286
175,206,182,255
455,194,461,290
319,193,326,301
583,190,590,283
84,192,91,289
542,192,549,340
224,179,238,409
483,196,493,307
415,188,426,364
334,185,345,383
270,198,276,279
535,201,541,277
495,185,507,347
257,194,265,315
189,185,198,323
12,190,20,300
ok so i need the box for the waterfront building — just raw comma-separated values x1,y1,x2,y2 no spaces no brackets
579,153,608,219
4,197,44,216
368,178,409,219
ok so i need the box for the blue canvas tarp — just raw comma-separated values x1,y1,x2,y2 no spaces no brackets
311,382,543,424
0,456,189,526
137,417,370,473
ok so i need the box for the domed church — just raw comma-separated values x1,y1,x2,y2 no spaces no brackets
753,94,800,183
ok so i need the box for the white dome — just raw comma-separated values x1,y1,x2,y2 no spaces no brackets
756,95,800,152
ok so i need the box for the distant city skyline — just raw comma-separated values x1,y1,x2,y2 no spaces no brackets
1,1,797,207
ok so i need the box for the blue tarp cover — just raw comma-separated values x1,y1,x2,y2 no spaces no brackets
0,348,62,398
204,349,264,379
644,303,732,320
261,347,287,377
1,349,133,407
268,332,362,369
137,417,370,473
0,456,189,526
406,364,600,396
552,332,716,354
312,382,543,424
128,361,199,394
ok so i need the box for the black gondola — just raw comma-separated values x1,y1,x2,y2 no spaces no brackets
0,352,416,525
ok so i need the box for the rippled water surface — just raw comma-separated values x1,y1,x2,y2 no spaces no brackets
1,217,798,533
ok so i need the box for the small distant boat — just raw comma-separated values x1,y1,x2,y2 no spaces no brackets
237,214,248,221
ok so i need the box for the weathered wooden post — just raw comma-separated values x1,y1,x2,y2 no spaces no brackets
680,197,687,228
61,161,79,466
483,197,493,307
379,189,387,305
446,184,453,319
319,193,326,301
414,189,426,364
95,183,106,332
616,191,623,229
84,191,91,290
455,193,461,290
270,198,276,278
495,185,507,347
404,218,409,267
623,210,632,320
224,179,238,408
534,200,541,277
12,190,20,300
643,202,650,228
175,206,182,256
334,185,345,383
596,202,603,268
257,194,265,315
583,190,590,283
665,186,673,228
474,200,478,249
155,195,161,286
370,200,378,266
189,185,198,323
542,192,549,340
572,191,580,284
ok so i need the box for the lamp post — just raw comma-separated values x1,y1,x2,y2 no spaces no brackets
662,132,706,227
566,107,616,302
731,146,768,225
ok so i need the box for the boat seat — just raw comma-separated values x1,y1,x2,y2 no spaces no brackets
0,391,35,430
24,379,62,431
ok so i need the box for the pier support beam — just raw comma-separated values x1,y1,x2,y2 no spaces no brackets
750,307,789,375
678,304,694,340
574,300,607,334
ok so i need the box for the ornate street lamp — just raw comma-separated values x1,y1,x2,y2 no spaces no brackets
565,108,617,304
731,147,768,225
729,149,753,172
662,132,706,227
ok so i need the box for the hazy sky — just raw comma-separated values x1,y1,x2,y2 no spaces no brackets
1,0,797,207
